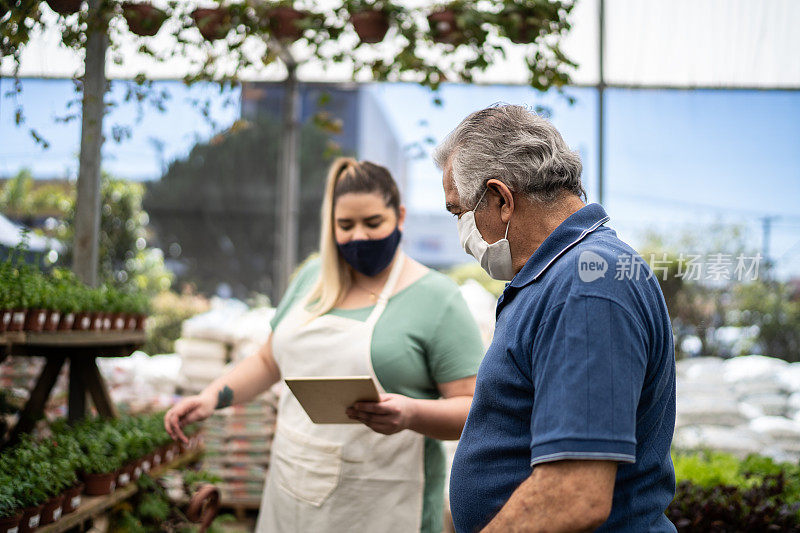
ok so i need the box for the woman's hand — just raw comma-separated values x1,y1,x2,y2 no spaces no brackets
164,393,215,444
346,393,418,435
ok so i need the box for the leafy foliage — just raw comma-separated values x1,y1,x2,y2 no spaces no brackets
669,451,800,532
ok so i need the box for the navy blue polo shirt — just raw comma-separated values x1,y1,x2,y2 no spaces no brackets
449,204,676,532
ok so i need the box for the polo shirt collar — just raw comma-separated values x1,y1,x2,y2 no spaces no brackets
508,203,610,289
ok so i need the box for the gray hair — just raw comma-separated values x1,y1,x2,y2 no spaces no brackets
433,104,585,208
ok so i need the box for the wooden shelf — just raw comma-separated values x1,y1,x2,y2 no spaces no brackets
1,330,146,356
38,448,203,533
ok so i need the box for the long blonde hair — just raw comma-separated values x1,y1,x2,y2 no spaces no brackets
305,157,401,318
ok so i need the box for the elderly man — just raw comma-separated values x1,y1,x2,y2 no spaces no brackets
437,105,676,533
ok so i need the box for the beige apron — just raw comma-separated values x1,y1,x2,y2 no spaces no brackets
256,253,426,532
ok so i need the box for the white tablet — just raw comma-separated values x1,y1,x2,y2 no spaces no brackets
284,375,381,424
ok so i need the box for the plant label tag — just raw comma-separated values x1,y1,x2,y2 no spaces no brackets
143,460,151,471
2,312,10,327
53,507,62,520
29,515,40,528
82,316,91,329
110,481,116,491
135,467,142,478
13,312,24,325
119,473,130,485
71,496,81,508
9,527,18,533
37,313,45,326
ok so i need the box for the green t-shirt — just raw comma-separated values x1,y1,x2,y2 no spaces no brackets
270,257,484,533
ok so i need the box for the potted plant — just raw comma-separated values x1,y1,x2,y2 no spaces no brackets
0,442,49,533
0,482,22,533
44,0,82,15
345,0,398,44
427,3,461,44
191,7,231,41
76,424,124,495
266,1,312,42
22,270,47,332
122,2,168,37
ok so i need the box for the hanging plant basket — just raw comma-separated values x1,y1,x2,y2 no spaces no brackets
500,9,543,44
44,0,82,15
122,2,168,37
350,9,390,44
191,7,231,41
427,8,462,45
267,6,308,42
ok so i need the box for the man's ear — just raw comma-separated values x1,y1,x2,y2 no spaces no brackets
486,179,514,224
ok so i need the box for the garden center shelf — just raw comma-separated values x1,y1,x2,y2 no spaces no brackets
38,448,202,533
0,330,146,448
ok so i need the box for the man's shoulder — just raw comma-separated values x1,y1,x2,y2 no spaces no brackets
546,227,662,314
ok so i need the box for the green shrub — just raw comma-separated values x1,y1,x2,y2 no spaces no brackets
669,451,800,531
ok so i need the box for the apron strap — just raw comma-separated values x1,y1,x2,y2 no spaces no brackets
365,252,405,327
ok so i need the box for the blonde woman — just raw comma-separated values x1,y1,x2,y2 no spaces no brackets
164,158,484,532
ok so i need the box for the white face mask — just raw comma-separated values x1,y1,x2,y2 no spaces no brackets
456,188,514,281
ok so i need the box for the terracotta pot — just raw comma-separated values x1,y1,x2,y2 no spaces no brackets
58,312,75,331
40,494,64,525
45,0,82,15
18,504,43,533
0,309,9,333
151,448,163,468
62,483,84,514
268,7,308,42
8,309,26,332
110,312,125,330
427,9,462,44
43,310,61,331
81,471,117,496
122,2,168,37
73,311,92,331
0,512,22,533
23,308,46,332
90,311,103,331
350,9,390,43
135,314,147,331
116,463,135,487
141,452,154,474
191,8,231,41
125,313,137,330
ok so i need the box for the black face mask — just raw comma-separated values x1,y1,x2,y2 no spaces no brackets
337,227,402,277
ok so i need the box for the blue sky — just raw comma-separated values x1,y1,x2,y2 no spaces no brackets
1,78,799,278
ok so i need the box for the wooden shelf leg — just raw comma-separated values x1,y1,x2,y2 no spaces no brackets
6,355,66,446
86,358,118,418
68,357,89,423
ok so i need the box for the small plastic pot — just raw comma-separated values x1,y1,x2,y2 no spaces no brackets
18,504,43,533
74,311,92,330
0,512,22,533
135,314,147,331
43,310,61,331
40,494,64,525
8,309,26,332
23,308,46,332
62,482,85,514
116,463,135,487
58,312,75,330
82,471,117,496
